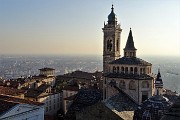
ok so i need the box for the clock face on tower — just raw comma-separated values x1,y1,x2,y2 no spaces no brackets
106,37,113,51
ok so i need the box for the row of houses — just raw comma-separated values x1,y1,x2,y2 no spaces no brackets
0,68,103,120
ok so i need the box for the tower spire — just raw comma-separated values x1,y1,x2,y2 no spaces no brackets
155,69,163,96
124,28,137,57
111,4,114,11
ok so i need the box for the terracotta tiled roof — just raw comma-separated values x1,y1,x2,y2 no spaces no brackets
0,95,44,106
0,80,24,89
0,86,26,96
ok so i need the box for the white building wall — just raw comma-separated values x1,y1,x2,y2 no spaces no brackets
38,92,63,116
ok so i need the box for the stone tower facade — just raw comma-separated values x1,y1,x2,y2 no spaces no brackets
103,5,122,73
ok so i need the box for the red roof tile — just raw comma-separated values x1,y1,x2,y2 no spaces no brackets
0,95,44,106
0,86,26,96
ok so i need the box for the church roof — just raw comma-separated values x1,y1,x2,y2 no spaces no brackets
110,57,152,66
65,88,102,119
124,28,137,51
105,90,138,112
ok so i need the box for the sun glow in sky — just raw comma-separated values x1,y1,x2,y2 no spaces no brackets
0,0,179,56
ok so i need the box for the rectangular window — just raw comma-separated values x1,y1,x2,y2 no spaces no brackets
49,106,51,111
46,107,48,112
54,104,56,109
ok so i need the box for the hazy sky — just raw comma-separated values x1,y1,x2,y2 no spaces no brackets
0,0,179,56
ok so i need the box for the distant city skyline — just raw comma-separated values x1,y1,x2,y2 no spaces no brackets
0,0,179,56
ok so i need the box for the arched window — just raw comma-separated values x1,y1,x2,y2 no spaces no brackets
125,67,128,74
130,67,133,74
117,66,119,73
134,67,137,74
116,40,119,51
140,68,143,74
132,52,134,57
121,67,124,73
143,68,145,74
107,40,109,51
107,40,112,51
125,52,127,57
113,66,116,73
129,80,136,90
119,80,126,89
142,81,149,88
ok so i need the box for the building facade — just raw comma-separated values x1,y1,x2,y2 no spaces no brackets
103,5,155,104
25,84,63,116
62,86,79,114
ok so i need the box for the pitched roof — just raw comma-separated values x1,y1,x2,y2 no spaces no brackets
0,100,18,114
0,95,44,106
25,84,50,98
0,95,44,115
105,87,138,112
65,88,103,119
0,86,26,96
110,57,152,66
124,29,136,51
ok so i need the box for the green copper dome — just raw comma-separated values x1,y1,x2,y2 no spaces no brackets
108,5,117,24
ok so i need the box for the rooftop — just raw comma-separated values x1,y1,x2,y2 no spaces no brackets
104,73,153,80
39,67,55,71
133,95,172,120
105,87,138,112
110,57,152,66
0,86,26,96
65,88,103,119
0,95,44,115
25,84,51,98
161,96,180,120
0,95,44,106
62,86,79,91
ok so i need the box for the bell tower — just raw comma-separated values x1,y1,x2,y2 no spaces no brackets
103,5,122,73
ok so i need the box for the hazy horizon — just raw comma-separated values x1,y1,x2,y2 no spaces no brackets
0,0,179,56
